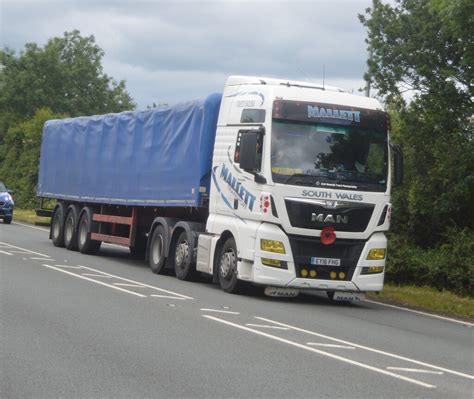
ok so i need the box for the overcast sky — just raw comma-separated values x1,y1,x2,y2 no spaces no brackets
1,0,376,109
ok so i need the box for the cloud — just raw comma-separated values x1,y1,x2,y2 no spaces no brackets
1,0,373,108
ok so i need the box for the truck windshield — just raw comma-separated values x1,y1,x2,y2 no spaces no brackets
271,120,388,191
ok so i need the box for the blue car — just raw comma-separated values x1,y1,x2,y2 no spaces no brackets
0,181,14,224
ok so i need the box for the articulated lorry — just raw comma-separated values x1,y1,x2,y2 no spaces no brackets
37,76,402,300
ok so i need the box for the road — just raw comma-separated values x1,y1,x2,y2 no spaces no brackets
1,222,473,398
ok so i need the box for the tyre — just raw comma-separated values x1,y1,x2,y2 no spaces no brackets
51,203,66,247
149,225,167,274
4,216,12,224
326,291,335,301
173,230,197,281
64,204,81,251
218,237,243,294
77,207,101,255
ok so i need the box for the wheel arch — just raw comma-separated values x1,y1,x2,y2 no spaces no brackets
145,217,179,261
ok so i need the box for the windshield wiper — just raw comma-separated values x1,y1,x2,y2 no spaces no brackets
284,174,318,185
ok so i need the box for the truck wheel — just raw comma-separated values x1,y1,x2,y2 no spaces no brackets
51,203,66,247
64,205,80,251
218,237,243,294
149,225,167,274
174,230,197,281
77,207,101,254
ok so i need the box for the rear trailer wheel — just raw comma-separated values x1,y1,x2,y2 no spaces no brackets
77,207,101,254
218,237,243,294
64,205,80,251
149,225,167,274
51,203,66,247
174,231,197,281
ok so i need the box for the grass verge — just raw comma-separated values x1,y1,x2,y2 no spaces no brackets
13,208,51,226
367,284,474,320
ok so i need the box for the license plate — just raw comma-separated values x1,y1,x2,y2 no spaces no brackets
264,287,300,298
311,257,341,266
333,291,365,302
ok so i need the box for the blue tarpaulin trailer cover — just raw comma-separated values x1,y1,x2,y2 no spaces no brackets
37,93,222,207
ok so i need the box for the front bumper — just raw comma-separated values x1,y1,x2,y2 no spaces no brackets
251,223,386,292
0,205,13,219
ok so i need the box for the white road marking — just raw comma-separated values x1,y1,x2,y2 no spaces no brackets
30,257,55,261
0,242,50,258
0,250,13,256
150,295,187,300
9,250,33,254
54,264,82,269
365,299,474,327
307,342,356,349
12,222,49,232
204,315,436,389
245,324,290,330
387,367,444,375
41,264,146,298
200,308,240,315
113,283,146,287
81,273,113,278
77,265,193,300
255,317,474,380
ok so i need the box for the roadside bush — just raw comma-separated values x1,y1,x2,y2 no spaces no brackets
386,228,474,297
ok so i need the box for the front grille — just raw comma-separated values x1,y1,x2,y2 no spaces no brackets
285,199,374,232
288,235,364,281
0,202,5,207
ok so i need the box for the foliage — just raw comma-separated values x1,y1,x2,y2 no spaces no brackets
360,0,474,295
0,31,135,206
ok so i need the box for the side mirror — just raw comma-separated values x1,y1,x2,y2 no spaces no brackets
239,132,259,172
7,189,14,195
390,144,403,186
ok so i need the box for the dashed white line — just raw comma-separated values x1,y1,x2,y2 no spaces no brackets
0,250,13,256
150,295,187,300
41,264,146,298
365,299,474,327
81,273,113,278
245,323,290,330
387,367,444,375
113,283,146,288
30,257,55,261
307,342,356,349
77,265,194,300
255,316,474,380
200,308,240,315
0,242,50,258
12,222,49,232
204,315,436,389
54,264,82,269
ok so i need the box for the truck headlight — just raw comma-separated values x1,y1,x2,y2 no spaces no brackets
260,239,286,254
366,248,386,260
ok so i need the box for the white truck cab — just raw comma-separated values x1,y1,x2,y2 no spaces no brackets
197,76,402,299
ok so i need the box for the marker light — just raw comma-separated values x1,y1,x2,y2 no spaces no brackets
260,239,285,254
338,272,346,280
301,269,309,277
367,248,386,260
330,271,337,280
309,270,317,278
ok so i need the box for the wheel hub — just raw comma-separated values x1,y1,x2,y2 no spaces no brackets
175,240,189,267
220,249,236,279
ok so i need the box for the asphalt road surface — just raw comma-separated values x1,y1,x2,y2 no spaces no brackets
1,221,473,398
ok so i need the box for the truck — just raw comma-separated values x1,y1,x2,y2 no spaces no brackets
37,75,403,300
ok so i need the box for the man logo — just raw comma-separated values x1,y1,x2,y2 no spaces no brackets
311,213,348,224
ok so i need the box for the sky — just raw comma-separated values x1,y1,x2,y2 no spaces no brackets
1,0,376,109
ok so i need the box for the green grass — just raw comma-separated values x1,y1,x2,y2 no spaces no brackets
368,284,474,320
13,208,51,226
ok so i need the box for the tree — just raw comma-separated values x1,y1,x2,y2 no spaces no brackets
0,30,135,119
360,0,473,295
0,31,136,206
360,0,473,244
